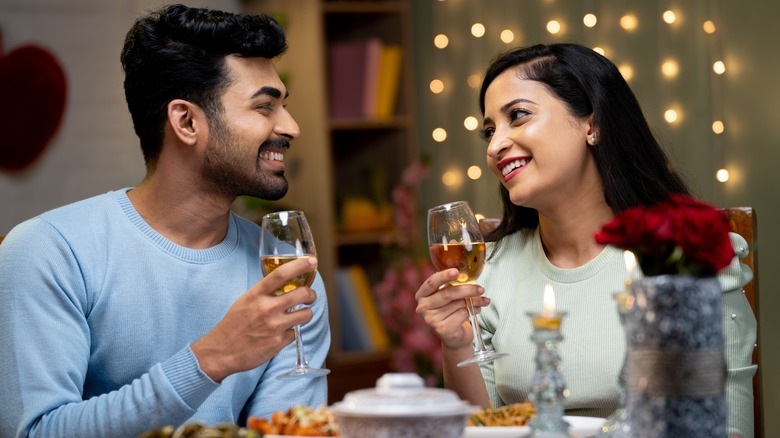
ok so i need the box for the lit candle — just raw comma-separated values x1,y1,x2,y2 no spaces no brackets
623,250,637,288
532,284,562,330
543,284,556,316
617,250,638,311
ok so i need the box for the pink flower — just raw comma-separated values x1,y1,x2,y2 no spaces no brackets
372,161,444,386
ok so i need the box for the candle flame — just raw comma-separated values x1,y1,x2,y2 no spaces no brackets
543,284,556,315
623,250,637,275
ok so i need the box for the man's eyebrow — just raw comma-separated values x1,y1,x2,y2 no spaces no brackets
250,86,288,100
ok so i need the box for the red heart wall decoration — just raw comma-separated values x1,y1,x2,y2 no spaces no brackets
0,30,67,171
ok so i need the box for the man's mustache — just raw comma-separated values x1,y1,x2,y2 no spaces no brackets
259,138,291,152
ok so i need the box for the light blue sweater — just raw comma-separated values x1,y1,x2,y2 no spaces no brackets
0,189,330,438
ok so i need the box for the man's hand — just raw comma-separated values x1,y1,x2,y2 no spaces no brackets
191,257,318,382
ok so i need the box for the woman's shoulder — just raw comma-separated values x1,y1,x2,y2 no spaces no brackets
488,228,536,255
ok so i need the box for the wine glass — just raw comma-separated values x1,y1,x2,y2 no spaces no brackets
427,201,508,367
260,210,330,379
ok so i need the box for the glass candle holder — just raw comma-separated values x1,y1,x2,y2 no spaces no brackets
597,291,631,437
527,311,570,438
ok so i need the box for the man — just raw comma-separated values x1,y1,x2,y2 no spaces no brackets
0,4,330,437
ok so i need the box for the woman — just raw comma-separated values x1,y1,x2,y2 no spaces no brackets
414,43,756,437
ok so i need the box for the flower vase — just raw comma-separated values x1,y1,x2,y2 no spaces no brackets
624,275,726,438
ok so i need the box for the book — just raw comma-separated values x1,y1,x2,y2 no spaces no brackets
374,45,403,120
327,38,383,120
335,268,372,351
348,265,391,350
362,39,383,119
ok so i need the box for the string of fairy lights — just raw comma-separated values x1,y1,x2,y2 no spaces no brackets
424,0,731,213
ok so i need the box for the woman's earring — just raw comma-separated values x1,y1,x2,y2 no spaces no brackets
589,136,598,145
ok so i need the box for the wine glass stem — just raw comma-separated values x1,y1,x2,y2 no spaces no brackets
292,323,309,368
466,297,489,354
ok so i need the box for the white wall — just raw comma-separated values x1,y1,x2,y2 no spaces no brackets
0,0,240,234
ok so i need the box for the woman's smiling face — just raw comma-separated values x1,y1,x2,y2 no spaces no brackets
482,66,598,212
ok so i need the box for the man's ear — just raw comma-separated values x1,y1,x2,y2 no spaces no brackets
167,99,203,146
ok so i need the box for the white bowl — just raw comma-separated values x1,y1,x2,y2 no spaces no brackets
330,373,476,438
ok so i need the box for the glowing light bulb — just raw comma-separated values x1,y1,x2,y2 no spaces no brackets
662,60,679,78
664,109,679,123
592,46,606,56
619,64,634,81
546,20,561,34
620,14,638,31
429,79,444,94
500,29,515,43
442,169,463,187
583,14,597,28
662,10,676,24
467,73,482,89
463,116,479,131
471,23,486,38
432,128,447,142
467,165,482,180
703,20,716,34
712,120,725,134
434,34,449,49
713,61,726,75
716,169,730,182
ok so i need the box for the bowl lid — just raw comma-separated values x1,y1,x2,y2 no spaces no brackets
330,373,474,417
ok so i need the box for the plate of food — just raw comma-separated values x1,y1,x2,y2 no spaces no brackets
463,402,604,438
249,405,340,437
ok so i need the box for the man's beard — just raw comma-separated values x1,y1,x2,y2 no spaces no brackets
202,116,289,200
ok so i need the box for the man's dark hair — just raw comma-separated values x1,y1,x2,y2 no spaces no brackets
120,4,287,167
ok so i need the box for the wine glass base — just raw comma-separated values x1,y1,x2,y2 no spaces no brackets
457,350,508,367
276,366,330,380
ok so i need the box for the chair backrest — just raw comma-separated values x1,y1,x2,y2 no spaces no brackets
478,207,763,437
721,207,762,438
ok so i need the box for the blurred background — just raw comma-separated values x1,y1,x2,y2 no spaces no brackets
1,0,776,435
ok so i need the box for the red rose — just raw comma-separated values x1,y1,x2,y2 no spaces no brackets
595,195,735,276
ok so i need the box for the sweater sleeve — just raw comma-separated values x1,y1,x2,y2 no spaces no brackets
718,232,757,438
0,220,218,438
242,272,330,422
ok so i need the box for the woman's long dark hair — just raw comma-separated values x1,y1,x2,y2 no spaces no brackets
479,44,690,243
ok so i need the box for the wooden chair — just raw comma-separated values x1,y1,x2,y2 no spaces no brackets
479,207,763,437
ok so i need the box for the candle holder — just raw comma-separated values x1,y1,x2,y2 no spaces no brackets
527,311,570,438
597,291,631,437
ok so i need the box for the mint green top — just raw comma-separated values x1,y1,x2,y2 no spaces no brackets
477,227,756,438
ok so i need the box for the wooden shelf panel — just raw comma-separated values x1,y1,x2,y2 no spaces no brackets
326,349,394,403
323,0,405,14
336,228,398,246
329,116,409,131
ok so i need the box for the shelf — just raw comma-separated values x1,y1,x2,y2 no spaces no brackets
322,1,405,14
336,227,398,246
326,348,394,403
329,116,410,131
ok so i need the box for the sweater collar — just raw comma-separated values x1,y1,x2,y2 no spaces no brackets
115,188,240,263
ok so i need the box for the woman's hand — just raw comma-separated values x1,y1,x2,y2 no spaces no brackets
415,268,490,350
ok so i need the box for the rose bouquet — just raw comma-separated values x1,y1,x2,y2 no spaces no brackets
594,194,734,277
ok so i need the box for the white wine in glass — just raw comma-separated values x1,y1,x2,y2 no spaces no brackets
260,210,329,379
427,201,508,367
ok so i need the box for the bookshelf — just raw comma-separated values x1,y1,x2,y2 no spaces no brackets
243,0,419,401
